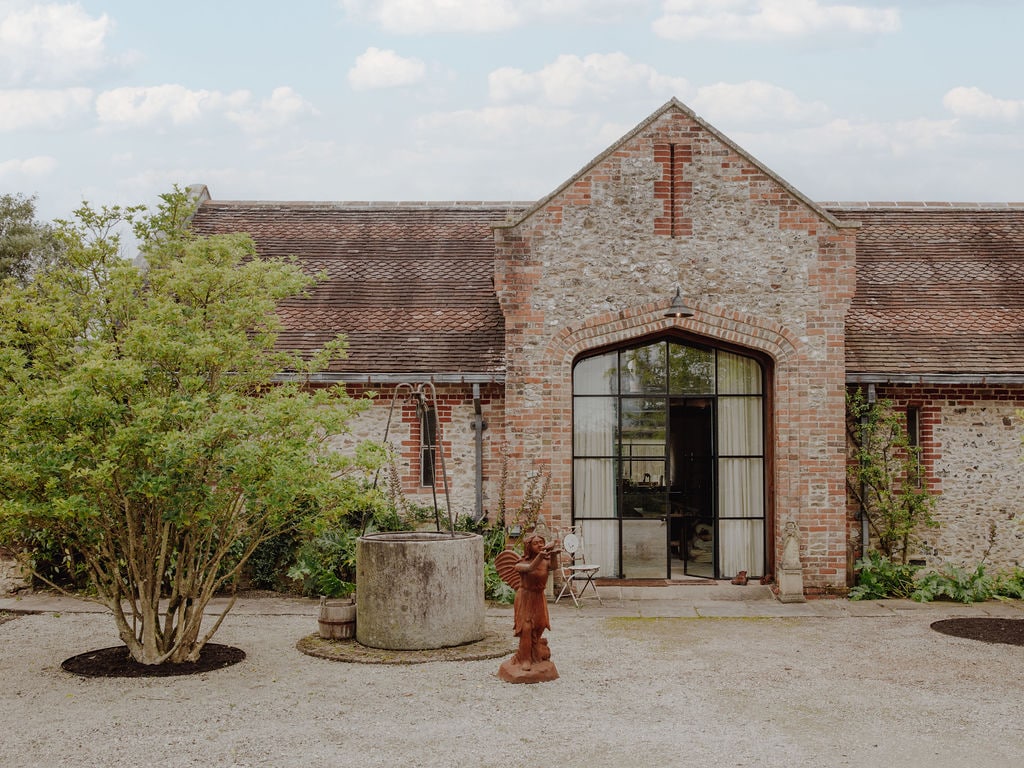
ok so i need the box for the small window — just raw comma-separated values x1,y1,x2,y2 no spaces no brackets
420,406,438,487
906,406,922,487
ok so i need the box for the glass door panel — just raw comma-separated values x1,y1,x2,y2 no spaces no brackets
574,459,616,518
668,343,714,394
574,350,619,395
621,518,668,578
621,344,666,394
573,396,617,455
718,519,764,578
582,518,619,578
717,458,763,518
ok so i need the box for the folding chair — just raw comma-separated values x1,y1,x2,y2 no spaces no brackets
555,525,602,606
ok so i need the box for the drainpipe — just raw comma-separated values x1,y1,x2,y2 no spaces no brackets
472,383,487,521
860,383,876,556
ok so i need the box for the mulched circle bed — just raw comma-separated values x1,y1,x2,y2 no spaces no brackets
931,618,1024,646
61,644,246,678
296,628,515,664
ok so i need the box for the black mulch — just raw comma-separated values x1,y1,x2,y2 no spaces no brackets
931,617,1024,646
61,644,245,678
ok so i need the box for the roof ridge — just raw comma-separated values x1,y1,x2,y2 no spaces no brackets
201,200,532,210
822,201,1024,210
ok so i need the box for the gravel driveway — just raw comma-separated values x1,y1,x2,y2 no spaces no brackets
1,593,1022,768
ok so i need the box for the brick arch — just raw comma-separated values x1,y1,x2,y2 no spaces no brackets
549,298,803,366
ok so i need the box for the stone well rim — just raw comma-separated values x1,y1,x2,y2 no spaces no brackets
358,531,481,543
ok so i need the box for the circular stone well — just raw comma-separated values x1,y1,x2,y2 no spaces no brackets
356,531,485,650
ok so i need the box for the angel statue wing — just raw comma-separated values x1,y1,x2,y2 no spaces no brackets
494,549,522,591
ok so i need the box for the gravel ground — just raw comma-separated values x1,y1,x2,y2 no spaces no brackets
2,598,1023,768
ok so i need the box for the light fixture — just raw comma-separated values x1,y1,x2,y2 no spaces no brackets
664,286,695,318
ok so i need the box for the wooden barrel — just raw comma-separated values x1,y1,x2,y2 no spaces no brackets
318,597,356,640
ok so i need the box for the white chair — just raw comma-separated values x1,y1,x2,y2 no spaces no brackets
555,526,602,606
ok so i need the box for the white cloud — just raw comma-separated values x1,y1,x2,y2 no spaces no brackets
0,2,113,85
416,104,579,139
226,86,319,132
348,47,426,90
0,87,92,130
339,0,645,33
0,154,58,179
721,112,974,202
653,0,900,42
943,86,1023,121
691,81,830,125
94,85,250,128
489,53,688,106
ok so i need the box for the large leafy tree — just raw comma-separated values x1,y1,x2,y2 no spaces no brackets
0,189,379,664
0,193,63,285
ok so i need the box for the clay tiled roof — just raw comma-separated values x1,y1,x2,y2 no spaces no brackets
189,201,526,377
828,205,1024,377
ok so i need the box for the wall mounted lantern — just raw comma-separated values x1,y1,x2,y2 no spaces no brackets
664,287,695,318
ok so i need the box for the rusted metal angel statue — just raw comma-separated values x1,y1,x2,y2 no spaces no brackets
494,533,560,683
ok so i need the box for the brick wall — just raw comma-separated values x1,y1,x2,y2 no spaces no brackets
494,105,857,592
334,383,505,522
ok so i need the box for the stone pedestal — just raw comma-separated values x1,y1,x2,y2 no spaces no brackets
777,519,806,603
777,567,806,603
498,658,558,684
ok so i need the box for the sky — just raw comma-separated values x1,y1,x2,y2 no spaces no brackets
2,0,1023,224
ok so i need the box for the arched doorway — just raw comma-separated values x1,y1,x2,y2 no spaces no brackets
572,338,767,580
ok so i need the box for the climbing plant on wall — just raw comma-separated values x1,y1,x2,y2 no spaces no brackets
846,388,938,564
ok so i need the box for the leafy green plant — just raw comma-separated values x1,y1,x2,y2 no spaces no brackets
484,560,515,604
245,531,299,591
454,514,515,603
994,567,1024,599
911,563,995,603
851,552,1024,604
496,443,550,533
287,529,358,598
847,388,938,563
849,551,921,600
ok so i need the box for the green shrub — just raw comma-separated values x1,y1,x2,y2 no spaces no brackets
454,514,517,604
287,529,358,598
852,552,1024,604
484,559,515,604
912,563,995,603
849,551,920,600
993,567,1024,599
246,531,299,591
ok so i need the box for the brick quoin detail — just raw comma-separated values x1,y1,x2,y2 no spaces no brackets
654,142,693,237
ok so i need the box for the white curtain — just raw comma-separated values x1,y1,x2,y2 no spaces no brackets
717,351,762,395
718,520,764,577
716,353,765,577
573,352,619,573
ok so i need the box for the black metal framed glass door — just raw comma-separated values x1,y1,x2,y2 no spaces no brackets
573,338,765,580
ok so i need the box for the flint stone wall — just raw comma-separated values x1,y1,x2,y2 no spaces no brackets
873,384,1024,570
